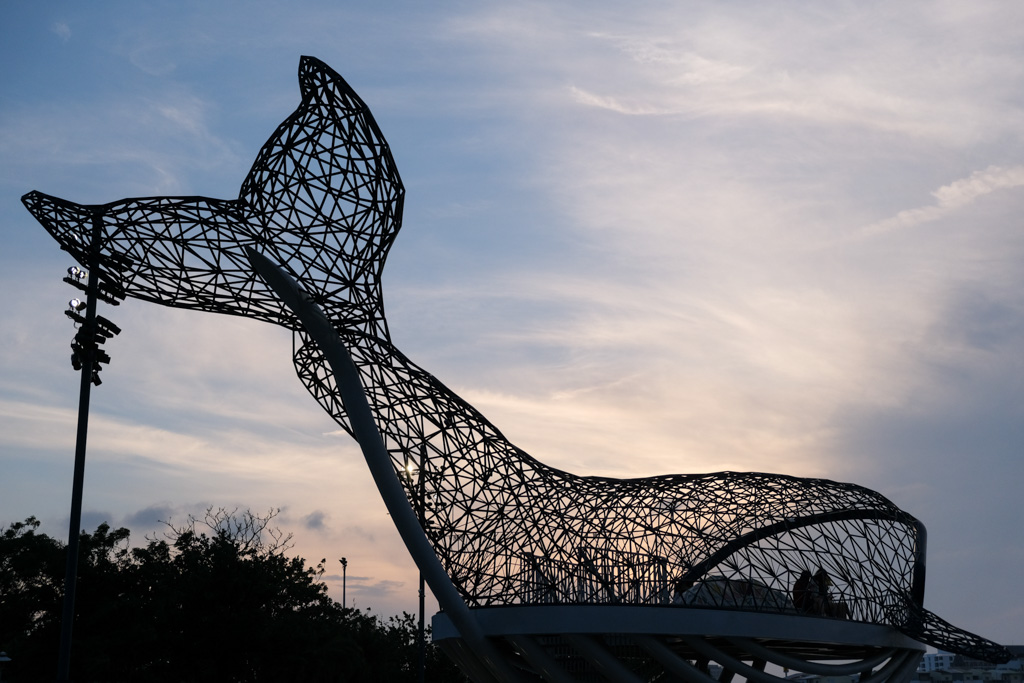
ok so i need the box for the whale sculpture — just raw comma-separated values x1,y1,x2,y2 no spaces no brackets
24,57,1009,682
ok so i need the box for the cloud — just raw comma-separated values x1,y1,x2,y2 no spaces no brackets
52,22,71,42
302,510,328,531
79,510,117,534
0,89,243,197
860,166,1024,236
568,86,677,116
447,3,1024,149
348,578,406,600
122,503,204,533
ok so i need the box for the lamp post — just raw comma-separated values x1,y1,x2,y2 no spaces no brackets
408,447,429,683
55,209,125,682
340,557,348,609
417,456,428,683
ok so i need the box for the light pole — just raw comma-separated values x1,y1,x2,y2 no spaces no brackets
410,447,429,683
55,209,125,682
340,557,348,609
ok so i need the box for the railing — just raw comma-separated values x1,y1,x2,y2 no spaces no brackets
520,549,671,606
499,548,917,633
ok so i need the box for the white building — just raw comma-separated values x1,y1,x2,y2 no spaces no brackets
920,652,958,673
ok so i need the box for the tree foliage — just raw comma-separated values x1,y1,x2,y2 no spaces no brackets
0,509,467,682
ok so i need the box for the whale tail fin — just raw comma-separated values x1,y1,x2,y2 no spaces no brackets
237,56,403,335
22,56,402,338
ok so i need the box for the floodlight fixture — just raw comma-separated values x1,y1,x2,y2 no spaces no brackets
95,315,121,338
64,267,90,293
95,274,126,306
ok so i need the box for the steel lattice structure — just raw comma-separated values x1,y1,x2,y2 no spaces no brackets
24,57,1009,681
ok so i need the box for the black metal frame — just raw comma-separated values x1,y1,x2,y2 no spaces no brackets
23,56,1010,669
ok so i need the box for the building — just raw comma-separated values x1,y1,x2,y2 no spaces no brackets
781,648,1024,683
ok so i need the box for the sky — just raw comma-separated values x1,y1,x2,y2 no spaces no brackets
1,1,1022,645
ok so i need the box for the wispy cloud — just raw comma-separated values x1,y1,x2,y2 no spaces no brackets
52,22,71,42
860,165,1024,236
568,86,677,116
0,91,243,197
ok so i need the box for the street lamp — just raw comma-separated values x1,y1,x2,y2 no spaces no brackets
340,557,348,609
407,447,430,683
55,209,126,682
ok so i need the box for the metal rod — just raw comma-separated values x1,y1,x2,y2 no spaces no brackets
341,557,348,609
246,248,514,682
417,448,427,683
56,210,103,682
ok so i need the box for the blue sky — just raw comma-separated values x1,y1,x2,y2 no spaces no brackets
2,1,1022,642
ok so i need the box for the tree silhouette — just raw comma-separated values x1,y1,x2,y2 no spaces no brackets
0,509,466,682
